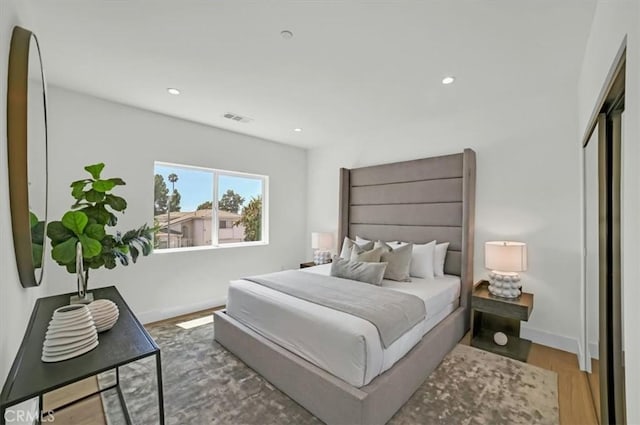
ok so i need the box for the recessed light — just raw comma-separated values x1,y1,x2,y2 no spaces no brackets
293,128,302,132
167,88,181,95
442,76,455,85
281,30,293,39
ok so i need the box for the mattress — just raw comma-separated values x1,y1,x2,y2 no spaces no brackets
226,264,460,387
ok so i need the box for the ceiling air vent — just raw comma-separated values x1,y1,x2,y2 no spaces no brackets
223,112,253,124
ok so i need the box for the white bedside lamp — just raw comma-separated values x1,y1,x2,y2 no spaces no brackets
485,241,527,299
312,232,334,265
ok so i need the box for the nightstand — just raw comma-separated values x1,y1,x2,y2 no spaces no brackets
300,260,332,269
471,280,534,362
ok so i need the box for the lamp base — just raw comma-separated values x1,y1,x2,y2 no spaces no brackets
70,292,94,305
313,250,332,265
488,271,521,299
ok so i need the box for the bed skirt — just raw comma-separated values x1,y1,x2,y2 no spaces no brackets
213,306,466,425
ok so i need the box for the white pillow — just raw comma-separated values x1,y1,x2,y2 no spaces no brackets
355,236,371,245
410,240,436,278
340,237,374,259
434,242,450,277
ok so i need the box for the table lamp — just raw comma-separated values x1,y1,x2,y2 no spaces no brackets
312,232,334,265
485,241,527,299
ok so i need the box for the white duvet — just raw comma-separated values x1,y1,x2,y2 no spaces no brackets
226,263,460,387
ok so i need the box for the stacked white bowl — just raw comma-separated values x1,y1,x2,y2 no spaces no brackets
42,304,98,363
88,299,119,332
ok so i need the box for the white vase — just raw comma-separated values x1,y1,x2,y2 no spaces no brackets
88,299,120,332
42,304,98,363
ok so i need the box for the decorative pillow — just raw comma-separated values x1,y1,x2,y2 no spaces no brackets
410,241,436,278
388,241,409,248
330,256,388,286
356,236,371,245
350,247,383,263
339,237,375,259
375,241,413,282
374,240,393,253
434,242,450,277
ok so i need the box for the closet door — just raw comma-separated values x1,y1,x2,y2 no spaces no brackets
583,121,600,421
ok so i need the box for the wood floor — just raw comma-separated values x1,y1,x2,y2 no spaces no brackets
45,313,598,425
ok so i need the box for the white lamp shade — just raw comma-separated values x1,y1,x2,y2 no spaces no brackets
485,241,527,272
311,232,334,250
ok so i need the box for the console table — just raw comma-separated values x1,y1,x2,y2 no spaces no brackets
0,286,164,425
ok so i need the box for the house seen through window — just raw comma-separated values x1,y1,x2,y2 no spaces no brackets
154,162,267,250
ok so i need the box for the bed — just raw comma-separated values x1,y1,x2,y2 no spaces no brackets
214,149,476,425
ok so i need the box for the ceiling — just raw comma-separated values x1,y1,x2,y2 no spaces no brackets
30,1,596,149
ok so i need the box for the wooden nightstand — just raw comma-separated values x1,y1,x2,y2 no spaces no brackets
471,280,534,362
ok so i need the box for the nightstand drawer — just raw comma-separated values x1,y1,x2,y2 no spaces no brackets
472,281,533,321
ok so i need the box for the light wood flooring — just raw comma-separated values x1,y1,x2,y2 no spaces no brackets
44,312,599,425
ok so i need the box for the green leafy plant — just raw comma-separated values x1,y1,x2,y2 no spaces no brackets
47,163,155,286
235,195,262,242
30,211,45,268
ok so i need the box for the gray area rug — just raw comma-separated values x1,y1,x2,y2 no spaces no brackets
100,317,559,425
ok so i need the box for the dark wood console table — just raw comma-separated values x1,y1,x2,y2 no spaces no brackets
0,286,164,424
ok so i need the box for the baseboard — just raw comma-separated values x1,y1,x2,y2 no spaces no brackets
577,340,587,371
521,326,580,355
588,341,599,360
137,297,227,324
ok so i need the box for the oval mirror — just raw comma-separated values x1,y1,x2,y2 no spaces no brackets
7,26,48,287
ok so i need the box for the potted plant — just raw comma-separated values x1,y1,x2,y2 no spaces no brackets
47,163,155,302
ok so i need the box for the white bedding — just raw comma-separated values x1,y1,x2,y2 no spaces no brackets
226,263,460,387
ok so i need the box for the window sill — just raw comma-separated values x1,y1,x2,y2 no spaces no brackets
154,241,268,254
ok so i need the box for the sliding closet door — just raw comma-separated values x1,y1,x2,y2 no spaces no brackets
584,123,600,421
591,107,625,425
608,110,625,425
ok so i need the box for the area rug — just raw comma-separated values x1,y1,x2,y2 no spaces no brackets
99,317,559,425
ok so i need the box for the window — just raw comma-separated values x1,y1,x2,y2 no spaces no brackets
153,162,267,251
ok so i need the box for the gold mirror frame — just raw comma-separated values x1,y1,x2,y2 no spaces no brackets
7,26,48,287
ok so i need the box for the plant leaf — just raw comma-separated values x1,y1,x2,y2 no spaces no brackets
29,212,38,228
130,245,139,263
32,244,43,268
47,221,75,243
85,189,105,202
107,177,126,186
92,179,116,193
105,194,127,211
71,182,87,200
108,212,118,227
86,255,105,269
31,221,45,245
82,206,111,225
84,163,105,180
62,211,89,236
52,237,79,264
85,223,106,240
78,234,102,258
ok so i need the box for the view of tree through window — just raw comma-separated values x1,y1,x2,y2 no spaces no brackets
154,163,266,250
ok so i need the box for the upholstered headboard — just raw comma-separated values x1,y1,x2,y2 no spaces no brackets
338,149,476,324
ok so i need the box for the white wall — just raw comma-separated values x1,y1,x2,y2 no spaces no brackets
307,81,583,353
578,1,640,422
42,86,307,323
0,0,47,397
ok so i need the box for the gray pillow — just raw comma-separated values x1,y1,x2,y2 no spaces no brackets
339,237,375,259
350,247,383,263
375,241,413,282
330,256,388,286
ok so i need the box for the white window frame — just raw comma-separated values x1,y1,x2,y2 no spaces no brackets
154,161,269,253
